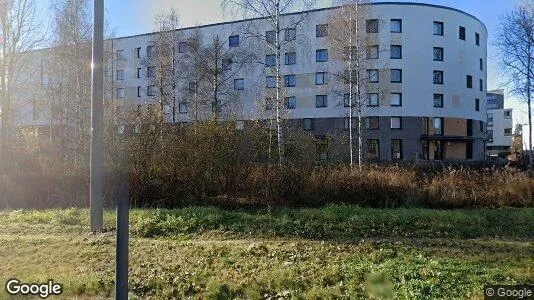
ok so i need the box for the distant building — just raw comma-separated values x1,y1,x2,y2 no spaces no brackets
486,90,513,157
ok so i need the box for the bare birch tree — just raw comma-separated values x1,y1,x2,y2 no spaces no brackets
496,0,534,171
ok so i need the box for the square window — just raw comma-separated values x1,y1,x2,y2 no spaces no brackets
366,19,379,33
266,30,276,43
316,72,326,85
285,28,296,41
368,69,379,83
179,102,188,114
391,139,403,160
147,85,156,96
303,118,314,130
366,45,379,59
229,35,240,47
266,54,276,67
266,76,276,88
222,58,233,71
467,75,473,88
391,19,402,33
475,32,480,46
285,96,296,109
344,46,357,60
433,70,443,84
116,49,124,60
188,82,198,93
367,93,379,106
316,24,328,37
391,93,402,106
116,69,124,80
316,95,327,108
343,93,354,107
234,78,244,90
368,139,380,160
433,21,444,35
316,49,328,62
179,42,188,53
434,117,444,135
459,26,466,40
147,45,154,57
390,45,402,59
285,52,296,65
434,94,443,107
391,117,402,129
366,117,379,130
284,74,296,87
147,66,155,78
391,69,402,83
116,88,125,99
475,98,480,111
433,47,443,61
344,70,357,84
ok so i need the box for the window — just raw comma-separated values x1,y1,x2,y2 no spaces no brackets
266,30,276,44
475,98,480,111
316,72,326,85
459,26,466,40
136,47,141,58
466,75,473,88
479,79,484,91
366,117,379,130
368,69,379,83
367,93,379,107
179,42,188,53
391,117,402,129
344,46,357,61
188,82,198,93
433,21,444,35
433,70,443,84
391,93,402,106
316,24,328,37
487,129,494,141
116,88,125,99
266,54,276,67
303,118,314,131
316,95,327,108
504,128,512,136
434,94,443,107
368,139,380,160
137,68,141,79
285,52,296,65
285,28,296,41
116,69,124,80
147,66,156,78
137,86,141,97
284,74,296,87
147,85,156,96
266,76,276,88
229,35,240,47
316,49,328,62
234,78,244,90
367,45,379,59
421,117,429,134
265,98,273,110
475,32,480,46
147,45,154,57
343,94,352,107
480,58,484,71
390,19,402,33
179,102,188,114
391,139,403,160
433,117,444,135
504,110,512,119
487,113,494,123
390,45,402,59
433,47,443,61
391,69,402,83
116,49,124,60
344,70,357,84
479,120,484,133
222,58,233,71
285,96,296,109
366,19,379,33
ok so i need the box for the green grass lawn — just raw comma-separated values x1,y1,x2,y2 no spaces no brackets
0,206,532,299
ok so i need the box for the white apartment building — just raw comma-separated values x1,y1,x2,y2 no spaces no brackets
15,2,488,161
486,90,513,157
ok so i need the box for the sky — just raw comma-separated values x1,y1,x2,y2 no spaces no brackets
36,0,528,144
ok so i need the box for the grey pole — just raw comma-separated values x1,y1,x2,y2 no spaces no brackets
116,174,129,300
90,0,104,232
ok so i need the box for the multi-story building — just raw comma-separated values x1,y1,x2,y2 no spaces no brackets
14,2,488,161
486,90,513,157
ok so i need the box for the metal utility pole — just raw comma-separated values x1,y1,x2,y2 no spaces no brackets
90,0,104,232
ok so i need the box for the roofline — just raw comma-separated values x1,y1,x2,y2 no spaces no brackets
111,2,487,41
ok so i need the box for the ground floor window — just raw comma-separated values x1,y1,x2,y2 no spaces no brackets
367,139,380,160
391,139,403,160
